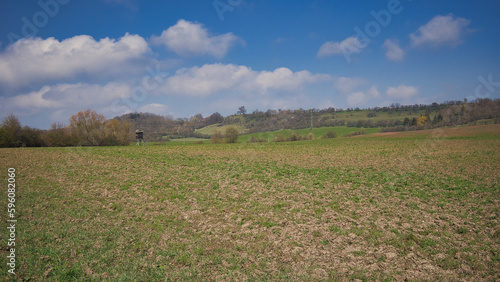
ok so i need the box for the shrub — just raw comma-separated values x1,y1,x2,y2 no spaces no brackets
210,130,222,144
343,128,366,137
274,134,287,142
322,130,337,139
225,126,239,143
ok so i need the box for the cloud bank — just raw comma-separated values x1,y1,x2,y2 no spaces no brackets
156,63,332,97
0,34,150,90
410,14,471,48
151,19,243,58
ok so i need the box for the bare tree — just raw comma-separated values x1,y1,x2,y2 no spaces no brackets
69,109,107,146
104,119,133,146
42,122,76,147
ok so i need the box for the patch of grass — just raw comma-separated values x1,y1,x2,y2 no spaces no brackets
420,237,437,249
352,250,366,256
320,239,330,246
1,124,499,280
457,227,469,234
437,258,461,270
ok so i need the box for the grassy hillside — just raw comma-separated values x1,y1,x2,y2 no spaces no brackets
327,109,425,122
107,99,499,141
194,124,248,136
239,126,381,143
1,125,498,280
192,109,424,140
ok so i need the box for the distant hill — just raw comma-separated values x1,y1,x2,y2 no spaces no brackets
113,99,500,141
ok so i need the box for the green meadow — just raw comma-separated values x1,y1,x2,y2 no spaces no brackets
1,125,499,280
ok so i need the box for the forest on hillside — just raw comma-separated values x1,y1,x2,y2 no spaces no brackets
116,98,500,141
1,99,499,147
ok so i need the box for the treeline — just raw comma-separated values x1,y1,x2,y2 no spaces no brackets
240,99,500,133
115,112,225,141
2,99,499,147
0,110,132,148
381,98,500,132
115,99,500,141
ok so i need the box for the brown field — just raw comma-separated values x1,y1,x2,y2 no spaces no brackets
1,124,499,280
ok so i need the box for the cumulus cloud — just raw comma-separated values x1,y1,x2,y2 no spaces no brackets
256,67,331,92
410,14,471,48
386,85,418,99
151,19,242,58
0,82,133,127
367,85,381,98
332,78,381,108
0,34,149,89
7,82,130,110
346,91,366,107
158,64,253,97
138,103,168,115
156,63,332,96
343,85,380,108
383,39,404,61
333,77,366,93
317,37,363,58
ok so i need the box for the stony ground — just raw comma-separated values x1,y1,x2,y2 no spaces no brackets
1,125,499,280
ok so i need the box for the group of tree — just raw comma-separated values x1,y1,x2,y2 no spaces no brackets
383,99,500,132
0,114,45,148
240,99,500,133
274,132,315,142
115,111,225,141
117,99,500,142
0,110,132,148
210,126,239,144
2,99,499,147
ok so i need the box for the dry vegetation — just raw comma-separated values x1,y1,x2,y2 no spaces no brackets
1,125,499,280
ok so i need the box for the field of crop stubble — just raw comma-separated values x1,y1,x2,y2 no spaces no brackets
1,125,499,280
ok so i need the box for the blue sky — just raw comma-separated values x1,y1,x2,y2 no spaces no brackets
1,0,499,129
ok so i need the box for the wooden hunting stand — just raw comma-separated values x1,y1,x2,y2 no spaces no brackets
135,130,145,146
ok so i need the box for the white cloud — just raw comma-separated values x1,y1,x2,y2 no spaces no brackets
138,103,168,115
0,82,134,126
344,86,380,108
333,77,366,93
367,85,381,98
346,91,366,107
332,78,380,108
7,82,131,110
386,85,418,99
383,39,404,61
410,14,471,48
0,34,150,89
317,36,363,58
157,63,332,96
256,67,331,93
158,63,254,97
151,19,242,58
